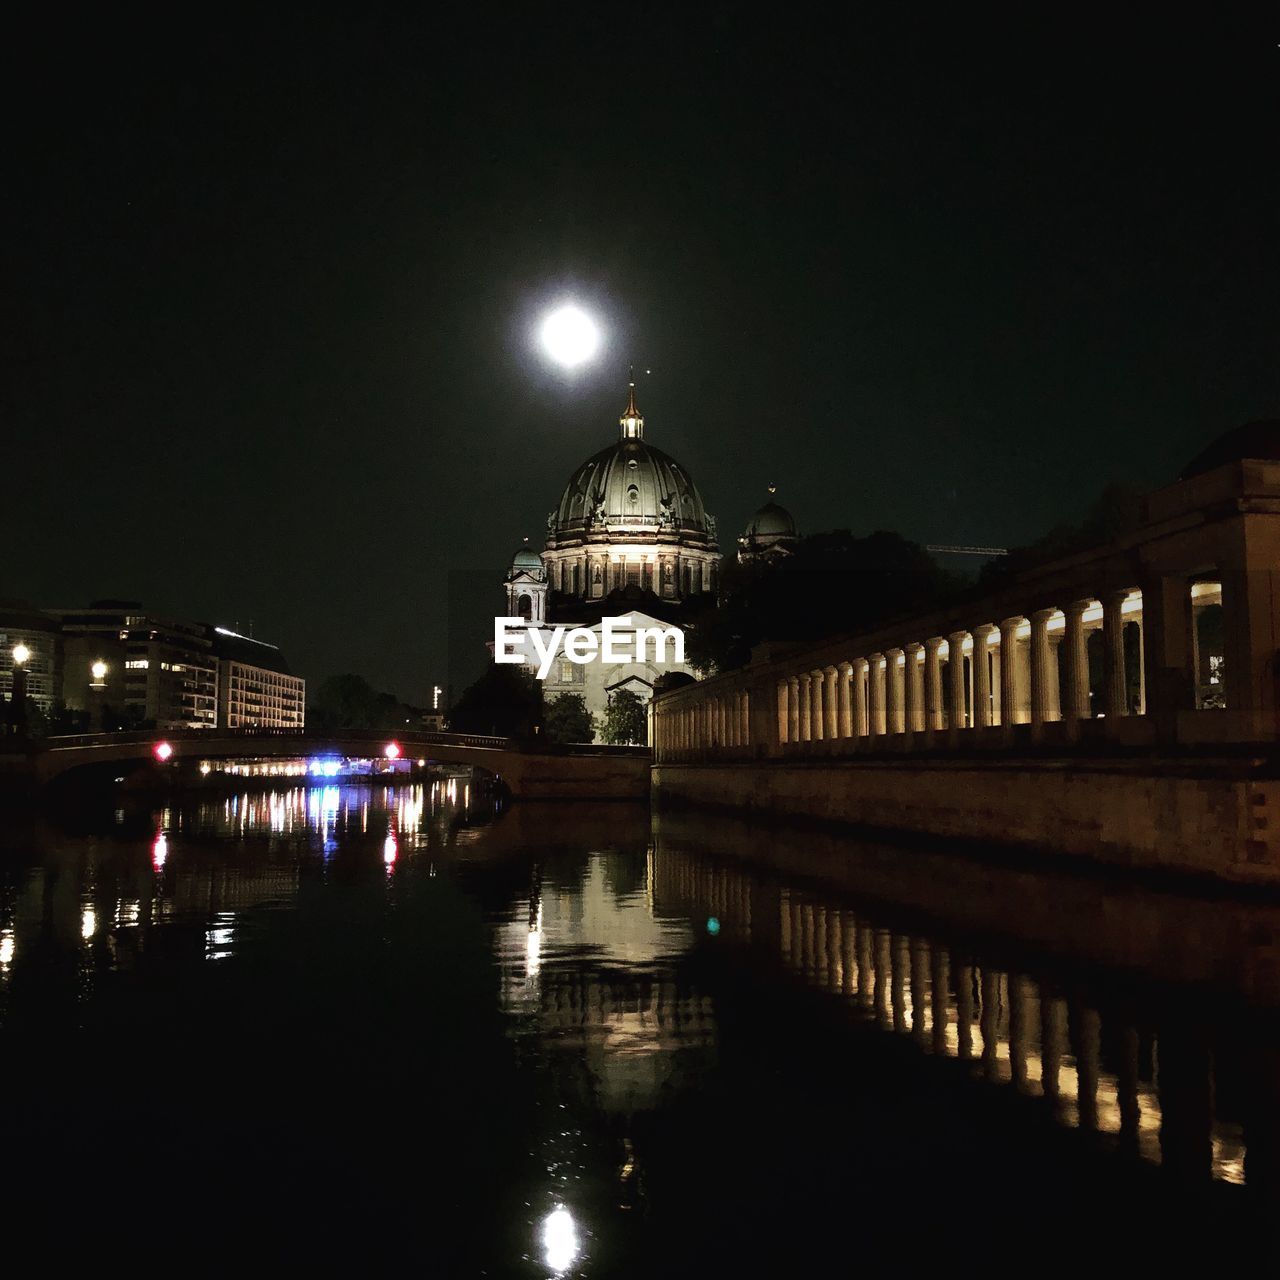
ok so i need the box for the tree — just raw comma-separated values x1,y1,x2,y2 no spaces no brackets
308,673,412,732
448,665,542,737
544,693,595,743
684,530,962,674
979,483,1144,587
600,689,647,745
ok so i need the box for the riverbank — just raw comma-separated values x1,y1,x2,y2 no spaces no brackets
652,751,1280,887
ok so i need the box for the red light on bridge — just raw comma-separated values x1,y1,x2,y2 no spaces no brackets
384,741,401,760
153,741,174,762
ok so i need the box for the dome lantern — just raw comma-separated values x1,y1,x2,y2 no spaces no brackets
619,368,644,440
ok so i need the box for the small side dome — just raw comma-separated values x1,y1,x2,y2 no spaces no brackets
745,484,798,538
746,501,798,539
511,537,543,572
1181,420,1280,480
738,485,799,563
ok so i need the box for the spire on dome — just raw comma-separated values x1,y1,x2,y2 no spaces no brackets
619,367,644,440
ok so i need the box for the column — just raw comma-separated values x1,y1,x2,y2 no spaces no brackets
787,676,801,745
1139,574,1194,738
924,637,945,731
837,662,854,738
823,666,839,739
1103,589,1129,719
1029,607,1056,737
947,631,968,732
852,658,869,737
1062,599,1091,731
1048,632,1063,720
972,624,995,729
999,617,1022,734
777,680,789,744
809,669,824,741
904,643,924,734
740,690,750,747
867,654,886,739
797,674,812,742
885,649,905,735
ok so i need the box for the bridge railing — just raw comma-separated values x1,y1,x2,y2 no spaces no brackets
38,728,649,758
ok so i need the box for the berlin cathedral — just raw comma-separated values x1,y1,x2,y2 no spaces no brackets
502,377,797,737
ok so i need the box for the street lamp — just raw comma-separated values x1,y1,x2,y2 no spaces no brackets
8,643,30,736
89,660,109,731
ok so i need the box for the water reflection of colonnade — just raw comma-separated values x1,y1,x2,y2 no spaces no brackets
651,845,1272,1189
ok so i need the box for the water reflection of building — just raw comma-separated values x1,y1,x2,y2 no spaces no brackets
0,783,470,1003
496,852,709,1113
649,840,1266,1188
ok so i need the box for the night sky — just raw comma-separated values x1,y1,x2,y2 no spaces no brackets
6,10,1277,700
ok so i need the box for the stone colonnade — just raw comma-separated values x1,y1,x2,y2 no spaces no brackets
654,585,1154,759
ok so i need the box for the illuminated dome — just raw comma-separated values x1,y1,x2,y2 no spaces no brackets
550,439,714,541
542,377,720,607
549,385,713,543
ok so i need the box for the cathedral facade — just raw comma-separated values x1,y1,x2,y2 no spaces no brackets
502,378,718,739
499,376,801,741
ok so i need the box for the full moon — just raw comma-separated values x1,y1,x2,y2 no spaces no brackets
540,305,600,368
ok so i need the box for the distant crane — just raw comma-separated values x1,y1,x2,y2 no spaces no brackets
926,545,1009,557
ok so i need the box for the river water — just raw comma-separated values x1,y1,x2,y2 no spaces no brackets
1,780,1278,1271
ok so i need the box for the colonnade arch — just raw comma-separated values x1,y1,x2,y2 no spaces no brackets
654,585,1160,760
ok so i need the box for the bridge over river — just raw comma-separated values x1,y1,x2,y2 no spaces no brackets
7,728,650,800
